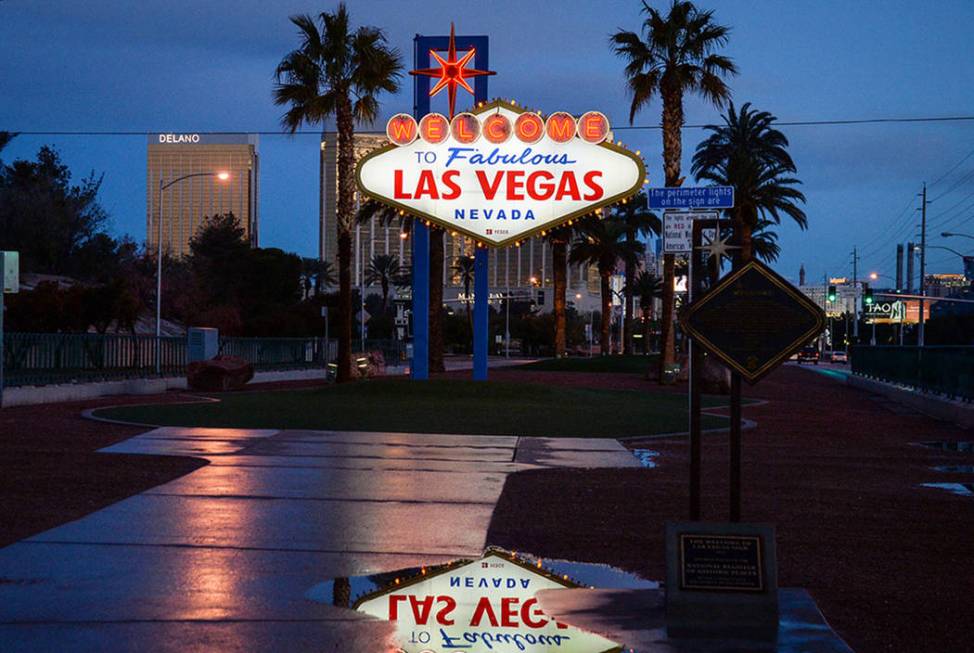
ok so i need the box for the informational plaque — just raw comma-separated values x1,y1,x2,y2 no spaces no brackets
665,522,779,640
680,533,764,592
680,259,825,384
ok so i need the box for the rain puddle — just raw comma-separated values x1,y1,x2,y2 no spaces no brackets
920,483,974,498
931,465,974,473
304,549,658,653
917,441,974,453
631,449,660,468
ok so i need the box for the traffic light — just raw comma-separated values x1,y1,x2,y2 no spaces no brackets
827,285,837,303
863,285,874,305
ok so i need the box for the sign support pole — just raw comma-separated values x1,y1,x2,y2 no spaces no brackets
413,31,490,381
730,372,742,521
688,218,702,520
473,248,489,380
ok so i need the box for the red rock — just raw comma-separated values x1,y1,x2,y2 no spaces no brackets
186,355,254,391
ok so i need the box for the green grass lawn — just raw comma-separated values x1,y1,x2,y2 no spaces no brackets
96,379,727,438
512,355,659,374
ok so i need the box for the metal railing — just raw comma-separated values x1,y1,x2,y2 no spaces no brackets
3,332,186,387
0,332,409,387
851,345,974,402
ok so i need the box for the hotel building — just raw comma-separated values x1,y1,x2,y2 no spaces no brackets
147,133,259,258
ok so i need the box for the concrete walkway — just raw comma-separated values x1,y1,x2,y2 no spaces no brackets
0,426,637,652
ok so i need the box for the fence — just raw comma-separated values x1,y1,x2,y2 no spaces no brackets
851,345,974,402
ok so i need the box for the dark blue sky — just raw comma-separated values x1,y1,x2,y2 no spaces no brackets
2,0,973,284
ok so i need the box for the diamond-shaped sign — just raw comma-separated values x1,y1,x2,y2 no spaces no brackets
681,260,825,384
356,100,645,247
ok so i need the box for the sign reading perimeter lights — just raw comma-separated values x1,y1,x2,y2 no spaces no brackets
358,100,645,247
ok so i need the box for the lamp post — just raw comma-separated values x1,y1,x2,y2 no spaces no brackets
942,232,974,242
155,171,230,374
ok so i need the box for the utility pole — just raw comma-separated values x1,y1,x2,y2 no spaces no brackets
851,247,860,341
918,183,928,347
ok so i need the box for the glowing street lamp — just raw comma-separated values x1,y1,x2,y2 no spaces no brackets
155,171,230,373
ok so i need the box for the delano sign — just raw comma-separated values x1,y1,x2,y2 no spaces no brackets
354,549,621,653
356,99,646,247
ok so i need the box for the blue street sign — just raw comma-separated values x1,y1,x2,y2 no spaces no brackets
649,186,734,210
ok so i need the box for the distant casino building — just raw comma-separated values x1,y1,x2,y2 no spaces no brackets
319,132,601,311
147,133,260,258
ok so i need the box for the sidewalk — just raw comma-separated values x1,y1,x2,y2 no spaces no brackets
0,423,636,651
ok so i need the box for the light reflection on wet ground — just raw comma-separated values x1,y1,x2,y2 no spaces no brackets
917,441,974,453
920,482,974,498
631,449,660,468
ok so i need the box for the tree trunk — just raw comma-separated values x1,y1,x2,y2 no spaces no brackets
657,86,684,383
552,236,568,357
332,577,351,608
428,226,445,372
642,306,652,354
600,270,612,356
381,278,389,313
335,97,355,383
623,230,635,355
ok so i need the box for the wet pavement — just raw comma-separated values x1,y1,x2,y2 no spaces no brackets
0,426,637,651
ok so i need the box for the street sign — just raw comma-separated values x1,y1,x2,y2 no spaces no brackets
649,186,734,210
356,308,371,324
2,251,18,294
357,99,646,247
663,211,719,253
681,260,825,384
354,549,620,653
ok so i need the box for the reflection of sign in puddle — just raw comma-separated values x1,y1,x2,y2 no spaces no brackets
631,449,660,468
917,441,974,453
305,548,657,652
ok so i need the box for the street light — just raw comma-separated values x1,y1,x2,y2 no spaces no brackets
155,171,230,374
942,232,974,242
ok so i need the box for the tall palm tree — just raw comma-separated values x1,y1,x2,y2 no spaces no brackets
365,254,401,311
544,225,573,358
452,254,476,327
750,219,781,263
612,0,736,380
630,270,663,354
612,191,660,354
274,4,402,382
570,218,644,355
691,102,806,266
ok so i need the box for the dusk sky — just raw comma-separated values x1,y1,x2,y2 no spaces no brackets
2,0,973,285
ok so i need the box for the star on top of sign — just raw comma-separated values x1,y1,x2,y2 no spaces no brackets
409,22,496,118
697,233,740,263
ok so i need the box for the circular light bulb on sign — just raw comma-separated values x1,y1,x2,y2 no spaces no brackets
578,111,610,144
386,113,418,145
514,112,545,144
482,113,512,144
419,113,450,144
450,112,481,144
545,112,576,143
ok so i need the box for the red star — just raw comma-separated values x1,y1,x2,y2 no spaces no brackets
410,23,495,118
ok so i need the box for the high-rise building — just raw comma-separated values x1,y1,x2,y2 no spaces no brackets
147,133,259,258
318,132,602,312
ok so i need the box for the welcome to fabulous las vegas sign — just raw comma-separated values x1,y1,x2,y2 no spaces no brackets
356,100,647,248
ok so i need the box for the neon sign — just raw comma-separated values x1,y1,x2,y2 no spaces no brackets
357,99,646,247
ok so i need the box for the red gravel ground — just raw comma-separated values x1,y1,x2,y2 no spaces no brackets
486,365,974,653
0,392,213,548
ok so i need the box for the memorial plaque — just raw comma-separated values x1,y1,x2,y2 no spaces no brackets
681,259,825,384
680,534,764,592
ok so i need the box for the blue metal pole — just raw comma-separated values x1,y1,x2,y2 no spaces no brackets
473,247,489,380
411,222,430,380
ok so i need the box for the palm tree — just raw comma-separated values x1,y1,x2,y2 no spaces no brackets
301,258,335,297
365,254,401,311
612,0,736,380
691,102,806,266
630,270,663,354
452,255,476,327
749,219,781,263
612,191,660,354
544,225,573,358
274,4,402,382
569,218,644,355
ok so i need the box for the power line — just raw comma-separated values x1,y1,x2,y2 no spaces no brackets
929,167,974,203
929,145,974,188
8,114,974,136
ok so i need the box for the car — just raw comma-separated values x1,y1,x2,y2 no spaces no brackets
830,350,848,364
796,346,820,365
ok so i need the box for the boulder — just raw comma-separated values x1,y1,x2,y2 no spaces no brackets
187,355,254,391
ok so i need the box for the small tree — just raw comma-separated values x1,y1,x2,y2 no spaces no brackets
365,254,401,312
452,255,476,328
